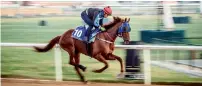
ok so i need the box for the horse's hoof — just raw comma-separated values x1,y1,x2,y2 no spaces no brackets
83,80,88,84
92,70,101,73
78,65,87,72
116,73,124,79
80,76,87,83
82,66,87,72
81,78,88,84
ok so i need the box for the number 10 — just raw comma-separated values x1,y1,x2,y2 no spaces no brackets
74,29,82,37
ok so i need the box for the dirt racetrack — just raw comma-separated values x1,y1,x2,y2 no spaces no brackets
1,78,178,86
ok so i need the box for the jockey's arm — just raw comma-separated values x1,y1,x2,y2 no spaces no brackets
93,11,103,28
93,11,114,31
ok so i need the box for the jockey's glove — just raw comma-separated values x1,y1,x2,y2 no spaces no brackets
100,27,105,31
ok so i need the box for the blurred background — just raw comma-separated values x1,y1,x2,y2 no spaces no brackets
1,1,202,85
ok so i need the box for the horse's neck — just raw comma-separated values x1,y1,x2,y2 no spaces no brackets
105,22,122,41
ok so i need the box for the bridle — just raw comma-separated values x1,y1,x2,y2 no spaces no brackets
97,22,131,43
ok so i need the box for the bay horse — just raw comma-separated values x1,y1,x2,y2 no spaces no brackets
34,16,131,83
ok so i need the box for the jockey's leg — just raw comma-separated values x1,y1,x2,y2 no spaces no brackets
85,25,93,42
81,12,94,57
84,25,93,56
92,54,109,73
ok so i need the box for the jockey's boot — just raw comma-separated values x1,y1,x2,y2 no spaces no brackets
86,37,92,57
85,26,93,57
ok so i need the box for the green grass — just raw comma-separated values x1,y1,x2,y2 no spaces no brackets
2,47,202,83
1,15,202,44
1,15,202,84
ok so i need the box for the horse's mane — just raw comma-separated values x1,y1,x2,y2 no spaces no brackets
103,17,122,30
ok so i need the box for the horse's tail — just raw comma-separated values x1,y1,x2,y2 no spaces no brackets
34,36,61,52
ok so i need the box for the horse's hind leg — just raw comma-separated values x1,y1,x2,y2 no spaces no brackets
74,53,87,83
74,52,86,72
61,47,85,70
92,54,109,73
74,65,87,83
62,47,86,82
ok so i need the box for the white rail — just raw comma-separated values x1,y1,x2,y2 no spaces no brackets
1,42,202,85
2,43,202,50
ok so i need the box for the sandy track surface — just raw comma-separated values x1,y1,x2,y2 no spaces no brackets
1,78,178,86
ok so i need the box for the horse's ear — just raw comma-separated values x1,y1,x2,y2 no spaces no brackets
125,18,127,22
127,18,130,22
120,17,124,22
113,16,116,20
116,16,120,21
114,16,118,20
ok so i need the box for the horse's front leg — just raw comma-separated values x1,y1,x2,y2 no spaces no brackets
108,54,124,73
92,54,109,73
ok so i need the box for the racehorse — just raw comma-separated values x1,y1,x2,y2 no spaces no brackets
33,16,131,83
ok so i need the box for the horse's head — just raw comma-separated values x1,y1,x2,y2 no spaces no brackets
116,17,131,44
104,17,131,44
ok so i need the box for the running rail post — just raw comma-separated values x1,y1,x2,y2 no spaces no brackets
143,49,151,85
54,44,63,81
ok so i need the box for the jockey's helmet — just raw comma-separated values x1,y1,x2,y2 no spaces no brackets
103,6,112,15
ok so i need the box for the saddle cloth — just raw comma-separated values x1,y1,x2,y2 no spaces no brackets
71,26,101,43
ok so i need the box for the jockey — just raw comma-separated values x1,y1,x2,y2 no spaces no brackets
81,6,112,43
